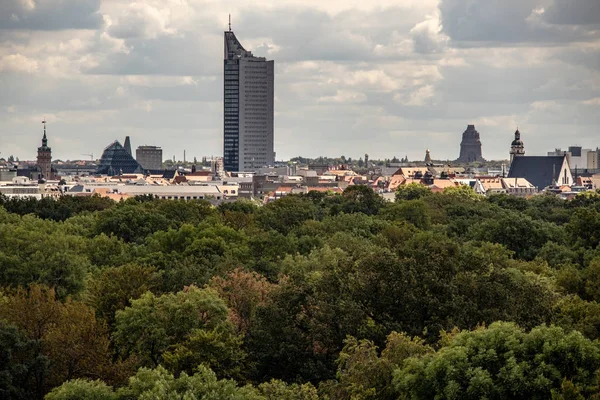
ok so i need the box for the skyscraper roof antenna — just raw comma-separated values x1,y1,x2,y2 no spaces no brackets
228,14,231,31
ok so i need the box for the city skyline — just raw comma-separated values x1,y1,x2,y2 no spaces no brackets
0,0,598,162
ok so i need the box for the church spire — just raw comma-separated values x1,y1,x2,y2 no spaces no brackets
42,119,47,146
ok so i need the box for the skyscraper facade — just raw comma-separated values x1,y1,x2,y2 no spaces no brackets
224,25,274,172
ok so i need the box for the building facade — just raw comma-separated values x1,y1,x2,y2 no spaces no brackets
136,145,163,170
224,26,274,172
456,125,485,163
587,148,600,170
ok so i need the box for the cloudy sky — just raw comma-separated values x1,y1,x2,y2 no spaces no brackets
0,0,598,162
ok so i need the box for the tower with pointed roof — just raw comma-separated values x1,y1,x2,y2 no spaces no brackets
223,18,274,172
37,120,52,180
124,136,132,156
510,128,525,164
424,149,432,164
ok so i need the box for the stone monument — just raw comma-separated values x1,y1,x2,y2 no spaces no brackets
456,124,485,163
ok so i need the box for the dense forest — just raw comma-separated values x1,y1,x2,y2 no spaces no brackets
2,185,600,399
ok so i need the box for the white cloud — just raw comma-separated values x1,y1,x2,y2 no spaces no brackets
395,85,436,106
0,0,598,162
318,90,367,104
582,97,600,106
0,53,38,73
410,10,449,53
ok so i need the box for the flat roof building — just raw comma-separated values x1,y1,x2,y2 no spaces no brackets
136,145,163,171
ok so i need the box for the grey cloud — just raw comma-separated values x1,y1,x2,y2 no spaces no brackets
0,0,102,30
87,33,222,76
129,79,220,102
236,6,426,61
0,74,130,111
543,0,600,25
440,0,540,43
91,5,424,78
439,0,599,45
1,1,599,162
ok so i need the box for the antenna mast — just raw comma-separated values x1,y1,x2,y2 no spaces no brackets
228,14,231,31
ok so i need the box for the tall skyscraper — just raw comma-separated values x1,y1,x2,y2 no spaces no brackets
224,21,274,172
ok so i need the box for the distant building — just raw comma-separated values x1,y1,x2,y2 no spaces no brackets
588,149,600,170
0,166,17,182
210,157,225,177
424,149,432,164
96,139,143,175
510,128,525,164
224,21,275,172
136,146,163,170
568,146,591,169
548,146,598,171
37,120,54,180
456,125,485,163
500,177,537,197
508,155,572,191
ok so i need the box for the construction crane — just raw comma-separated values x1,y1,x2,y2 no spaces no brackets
81,153,94,161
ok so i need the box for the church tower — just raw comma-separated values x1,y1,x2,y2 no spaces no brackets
510,128,525,164
424,149,432,164
37,120,52,180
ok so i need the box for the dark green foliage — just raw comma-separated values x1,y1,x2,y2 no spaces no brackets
0,212,89,298
553,295,600,340
94,204,173,243
257,195,318,234
394,322,600,400
0,194,115,221
395,183,432,201
468,211,563,260
487,193,529,211
85,263,161,328
378,200,431,229
337,185,386,216
1,188,600,398
113,286,239,370
567,208,600,249
0,321,48,400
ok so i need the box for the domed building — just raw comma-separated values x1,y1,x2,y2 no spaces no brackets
510,128,525,163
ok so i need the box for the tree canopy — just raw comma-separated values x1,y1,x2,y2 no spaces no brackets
0,188,597,398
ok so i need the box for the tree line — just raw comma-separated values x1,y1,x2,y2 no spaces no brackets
1,185,600,399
